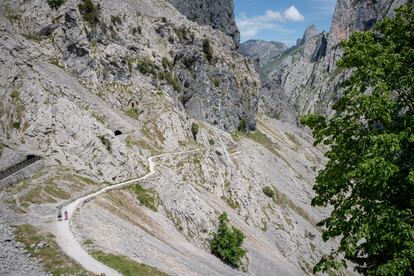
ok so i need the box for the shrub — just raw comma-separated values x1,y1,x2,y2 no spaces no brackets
12,122,21,129
10,90,18,99
191,123,199,140
161,57,173,69
158,71,181,92
132,26,142,35
130,184,158,211
210,213,246,268
98,135,111,152
203,38,213,64
238,118,247,133
262,186,275,198
78,0,100,27
48,0,64,9
174,26,187,40
136,57,156,75
211,78,220,87
110,15,122,25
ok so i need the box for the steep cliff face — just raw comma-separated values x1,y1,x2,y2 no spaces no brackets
330,0,410,46
167,0,240,47
247,0,410,121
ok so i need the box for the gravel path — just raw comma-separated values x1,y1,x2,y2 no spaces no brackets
49,149,200,276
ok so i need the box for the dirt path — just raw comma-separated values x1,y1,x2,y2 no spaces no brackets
50,149,200,276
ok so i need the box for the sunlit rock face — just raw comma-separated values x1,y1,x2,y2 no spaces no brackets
167,0,240,47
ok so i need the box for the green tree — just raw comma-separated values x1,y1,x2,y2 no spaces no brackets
301,5,414,275
78,0,100,27
48,0,64,9
191,122,199,140
238,118,247,133
203,38,214,64
210,213,246,268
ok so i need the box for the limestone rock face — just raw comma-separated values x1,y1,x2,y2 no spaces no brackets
248,0,410,122
167,0,240,47
296,25,319,46
330,0,410,46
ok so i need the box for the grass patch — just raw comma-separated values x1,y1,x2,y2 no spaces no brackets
14,224,92,276
44,181,70,200
245,130,273,146
126,108,139,120
174,26,188,40
92,251,168,276
221,196,240,209
125,136,158,155
272,187,318,226
221,180,239,210
20,187,55,207
22,33,42,42
83,239,93,245
157,71,181,92
130,184,158,211
210,78,220,87
285,132,301,148
5,179,30,194
10,90,19,99
49,59,65,69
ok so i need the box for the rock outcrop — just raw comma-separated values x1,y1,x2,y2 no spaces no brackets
167,0,240,47
296,25,319,46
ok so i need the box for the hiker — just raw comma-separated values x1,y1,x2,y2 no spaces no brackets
64,210,68,220
57,210,62,221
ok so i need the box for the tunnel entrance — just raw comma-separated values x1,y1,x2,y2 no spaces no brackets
128,99,138,109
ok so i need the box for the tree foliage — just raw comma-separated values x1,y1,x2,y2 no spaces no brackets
203,38,214,64
78,0,100,27
301,4,414,275
191,122,199,140
48,0,64,9
210,213,246,268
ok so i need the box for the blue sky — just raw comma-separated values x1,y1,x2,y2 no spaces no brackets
235,0,337,46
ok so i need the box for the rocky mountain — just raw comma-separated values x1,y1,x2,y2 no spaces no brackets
0,0,344,275
0,0,408,275
240,40,288,67
167,0,240,47
248,0,411,121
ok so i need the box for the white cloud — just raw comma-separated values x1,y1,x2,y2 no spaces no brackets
282,6,305,22
236,6,305,38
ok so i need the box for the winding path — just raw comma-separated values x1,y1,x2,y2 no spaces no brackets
52,149,200,276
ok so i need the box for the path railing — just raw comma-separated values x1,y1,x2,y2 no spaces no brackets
0,156,42,181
